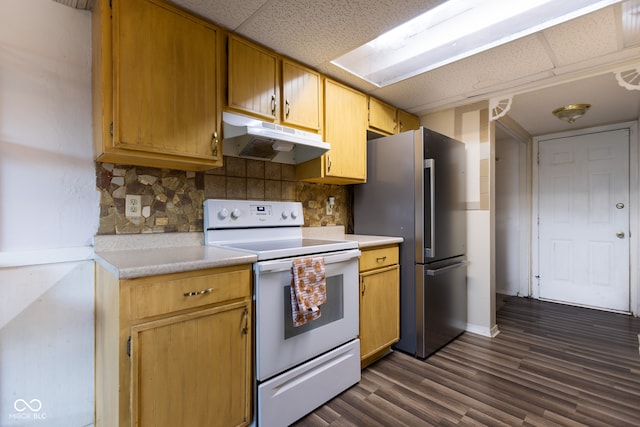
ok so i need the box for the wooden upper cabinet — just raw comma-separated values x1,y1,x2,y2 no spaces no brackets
92,0,223,171
227,35,279,121
227,35,322,132
368,97,420,135
296,79,367,184
397,109,420,133
368,97,397,135
281,59,322,131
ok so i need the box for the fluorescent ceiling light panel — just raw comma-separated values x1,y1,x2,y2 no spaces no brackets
331,0,622,87
622,0,640,47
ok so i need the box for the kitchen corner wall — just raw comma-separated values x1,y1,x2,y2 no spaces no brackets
96,156,351,234
423,103,496,338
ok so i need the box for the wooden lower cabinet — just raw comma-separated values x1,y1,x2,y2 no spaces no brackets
95,264,252,427
358,245,400,368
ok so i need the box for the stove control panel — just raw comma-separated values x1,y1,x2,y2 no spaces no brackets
204,199,304,229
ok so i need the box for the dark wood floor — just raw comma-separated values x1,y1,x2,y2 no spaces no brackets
292,296,640,426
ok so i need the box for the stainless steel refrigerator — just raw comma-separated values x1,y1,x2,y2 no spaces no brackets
354,127,467,358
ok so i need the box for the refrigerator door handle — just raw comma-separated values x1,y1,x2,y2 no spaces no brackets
424,158,435,258
426,260,467,276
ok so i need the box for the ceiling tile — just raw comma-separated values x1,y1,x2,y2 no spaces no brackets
542,8,620,66
233,0,445,67
170,0,268,30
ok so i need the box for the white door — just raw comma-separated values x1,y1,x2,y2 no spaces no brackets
537,129,630,312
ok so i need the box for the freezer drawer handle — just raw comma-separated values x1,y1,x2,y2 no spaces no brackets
426,261,467,276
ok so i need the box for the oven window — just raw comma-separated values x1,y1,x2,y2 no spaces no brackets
284,274,344,339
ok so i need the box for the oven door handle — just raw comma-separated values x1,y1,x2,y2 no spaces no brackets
255,249,362,273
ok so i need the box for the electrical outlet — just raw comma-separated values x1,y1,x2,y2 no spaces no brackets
125,195,142,218
326,196,335,215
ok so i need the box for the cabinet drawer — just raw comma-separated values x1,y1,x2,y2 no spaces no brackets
127,265,252,320
359,246,399,272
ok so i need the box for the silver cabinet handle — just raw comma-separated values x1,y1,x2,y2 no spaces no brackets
285,99,291,118
183,288,213,297
271,94,276,116
616,231,625,239
376,256,387,263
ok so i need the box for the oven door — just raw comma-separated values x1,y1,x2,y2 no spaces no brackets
254,248,361,381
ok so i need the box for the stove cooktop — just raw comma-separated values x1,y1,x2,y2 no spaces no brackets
204,199,358,260
216,238,358,261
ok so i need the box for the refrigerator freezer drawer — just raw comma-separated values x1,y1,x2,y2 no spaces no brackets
417,260,467,358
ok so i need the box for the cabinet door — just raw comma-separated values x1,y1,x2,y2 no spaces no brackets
130,301,251,427
281,59,322,132
228,35,279,121
322,79,367,182
113,0,221,164
360,265,400,361
397,110,420,133
368,97,397,135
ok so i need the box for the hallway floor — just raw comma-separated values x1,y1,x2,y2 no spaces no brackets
293,296,640,426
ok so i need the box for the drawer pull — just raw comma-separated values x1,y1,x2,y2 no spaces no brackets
376,256,387,263
183,288,213,297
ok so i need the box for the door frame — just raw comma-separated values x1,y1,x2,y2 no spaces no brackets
495,118,533,299
531,121,639,315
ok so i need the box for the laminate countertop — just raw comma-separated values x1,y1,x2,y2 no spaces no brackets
94,233,257,279
343,234,404,248
302,225,404,248
94,229,403,279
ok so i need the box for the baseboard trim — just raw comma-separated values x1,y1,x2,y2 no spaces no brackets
466,323,501,338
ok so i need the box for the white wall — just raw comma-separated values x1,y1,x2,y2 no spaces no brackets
0,1,97,425
466,210,493,333
495,135,523,296
0,0,98,254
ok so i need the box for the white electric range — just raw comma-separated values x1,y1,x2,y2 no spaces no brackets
204,199,361,427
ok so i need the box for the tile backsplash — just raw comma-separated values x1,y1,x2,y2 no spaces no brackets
96,157,351,235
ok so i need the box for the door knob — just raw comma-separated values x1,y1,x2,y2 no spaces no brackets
616,231,625,239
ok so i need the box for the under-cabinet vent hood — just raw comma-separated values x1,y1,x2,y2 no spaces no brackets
52,0,95,10
222,112,330,164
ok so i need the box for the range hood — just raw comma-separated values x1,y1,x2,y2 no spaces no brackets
222,112,330,164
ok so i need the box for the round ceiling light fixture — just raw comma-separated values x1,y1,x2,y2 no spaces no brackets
552,103,591,124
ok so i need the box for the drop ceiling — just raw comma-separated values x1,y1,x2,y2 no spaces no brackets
65,0,640,137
